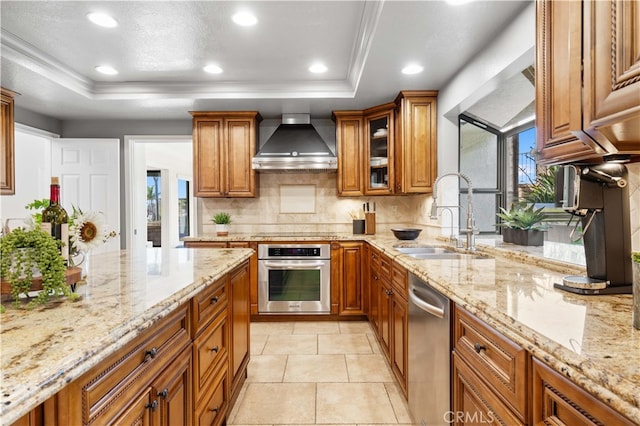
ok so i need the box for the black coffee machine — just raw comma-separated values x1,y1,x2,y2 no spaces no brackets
554,163,633,295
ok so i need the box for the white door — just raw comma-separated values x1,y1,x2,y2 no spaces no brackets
51,139,120,253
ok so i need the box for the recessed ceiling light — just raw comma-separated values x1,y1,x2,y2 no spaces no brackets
203,64,223,74
87,12,118,28
309,63,328,74
95,65,118,75
402,64,424,75
232,11,258,26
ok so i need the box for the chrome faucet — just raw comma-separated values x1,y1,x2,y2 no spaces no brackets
430,172,478,251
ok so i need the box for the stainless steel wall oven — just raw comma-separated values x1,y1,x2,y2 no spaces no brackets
258,243,331,314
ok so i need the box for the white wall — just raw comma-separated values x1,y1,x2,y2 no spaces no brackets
0,125,53,225
422,2,536,234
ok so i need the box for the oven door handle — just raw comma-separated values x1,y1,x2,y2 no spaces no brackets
262,261,327,269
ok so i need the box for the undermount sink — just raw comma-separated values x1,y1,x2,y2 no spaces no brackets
408,252,490,260
394,246,492,260
394,246,452,255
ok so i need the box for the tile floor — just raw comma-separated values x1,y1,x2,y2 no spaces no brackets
227,321,414,426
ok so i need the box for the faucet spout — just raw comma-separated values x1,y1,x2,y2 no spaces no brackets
431,172,477,250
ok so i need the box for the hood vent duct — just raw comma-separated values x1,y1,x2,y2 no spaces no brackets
252,114,337,173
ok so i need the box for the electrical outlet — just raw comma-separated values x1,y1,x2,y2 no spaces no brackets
391,204,398,215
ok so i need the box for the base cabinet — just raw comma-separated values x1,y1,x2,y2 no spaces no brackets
331,241,365,316
532,358,635,426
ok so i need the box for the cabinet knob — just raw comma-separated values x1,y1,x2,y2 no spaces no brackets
473,343,487,354
146,400,158,411
144,347,158,361
210,345,219,353
158,388,169,399
211,296,219,304
210,406,220,413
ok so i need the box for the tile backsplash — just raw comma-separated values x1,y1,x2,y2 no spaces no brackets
199,164,640,252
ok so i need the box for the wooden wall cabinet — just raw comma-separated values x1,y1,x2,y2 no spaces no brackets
536,0,640,165
333,111,365,196
1,88,17,195
191,112,262,197
333,90,437,196
331,241,366,316
394,91,438,193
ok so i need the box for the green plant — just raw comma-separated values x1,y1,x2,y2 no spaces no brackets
212,212,231,225
633,252,640,264
497,203,547,231
521,166,558,204
0,227,78,309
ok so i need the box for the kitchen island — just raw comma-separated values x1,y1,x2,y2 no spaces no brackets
185,232,640,423
0,246,253,425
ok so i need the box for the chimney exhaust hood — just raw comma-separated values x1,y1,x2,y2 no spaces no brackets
252,114,337,172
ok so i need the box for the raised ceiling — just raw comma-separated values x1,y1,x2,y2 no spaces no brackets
0,0,531,121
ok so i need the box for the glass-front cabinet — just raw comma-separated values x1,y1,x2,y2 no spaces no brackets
364,103,395,195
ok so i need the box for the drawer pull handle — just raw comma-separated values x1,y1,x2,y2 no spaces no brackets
144,347,158,361
473,343,487,354
146,400,158,411
211,296,219,304
158,388,169,399
210,406,220,413
211,345,219,353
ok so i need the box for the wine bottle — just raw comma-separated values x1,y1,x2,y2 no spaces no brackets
41,176,69,263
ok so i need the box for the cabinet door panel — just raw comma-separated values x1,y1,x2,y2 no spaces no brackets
154,348,192,426
194,119,224,196
225,119,256,197
339,242,365,315
335,113,364,196
583,0,640,152
391,295,407,395
535,0,602,164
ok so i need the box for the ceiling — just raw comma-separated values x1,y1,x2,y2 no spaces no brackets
0,0,531,122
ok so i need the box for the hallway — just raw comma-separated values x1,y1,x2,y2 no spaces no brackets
228,321,413,425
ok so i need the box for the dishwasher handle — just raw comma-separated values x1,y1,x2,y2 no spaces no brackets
409,281,446,318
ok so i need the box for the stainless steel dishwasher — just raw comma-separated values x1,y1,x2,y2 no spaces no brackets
408,273,451,426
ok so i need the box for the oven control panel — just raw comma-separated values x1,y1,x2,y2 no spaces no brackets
258,244,330,260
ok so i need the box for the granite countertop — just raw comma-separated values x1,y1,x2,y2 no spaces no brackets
0,247,254,426
186,231,639,422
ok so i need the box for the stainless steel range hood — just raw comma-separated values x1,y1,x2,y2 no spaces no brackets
252,114,337,172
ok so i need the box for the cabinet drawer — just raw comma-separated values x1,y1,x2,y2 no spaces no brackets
379,253,392,282
193,309,229,403
195,366,229,426
391,261,408,298
79,304,191,424
453,306,528,421
192,277,228,335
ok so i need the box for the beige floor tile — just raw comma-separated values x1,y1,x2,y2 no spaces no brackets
318,333,373,354
284,355,348,382
345,354,393,382
293,321,340,335
385,382,413,424
338,321,373,334
367,333,382,354
251,334,268,355
231,382,316,424
251,321,295,336
247,354,288,382
262,334,318,355
316,383,398,424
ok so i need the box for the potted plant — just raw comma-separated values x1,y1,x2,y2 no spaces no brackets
212,212,231,236
497,203,547,246
1,227,79,309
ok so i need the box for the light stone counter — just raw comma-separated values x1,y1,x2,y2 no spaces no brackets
0,247,253,426
186,232,639,423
